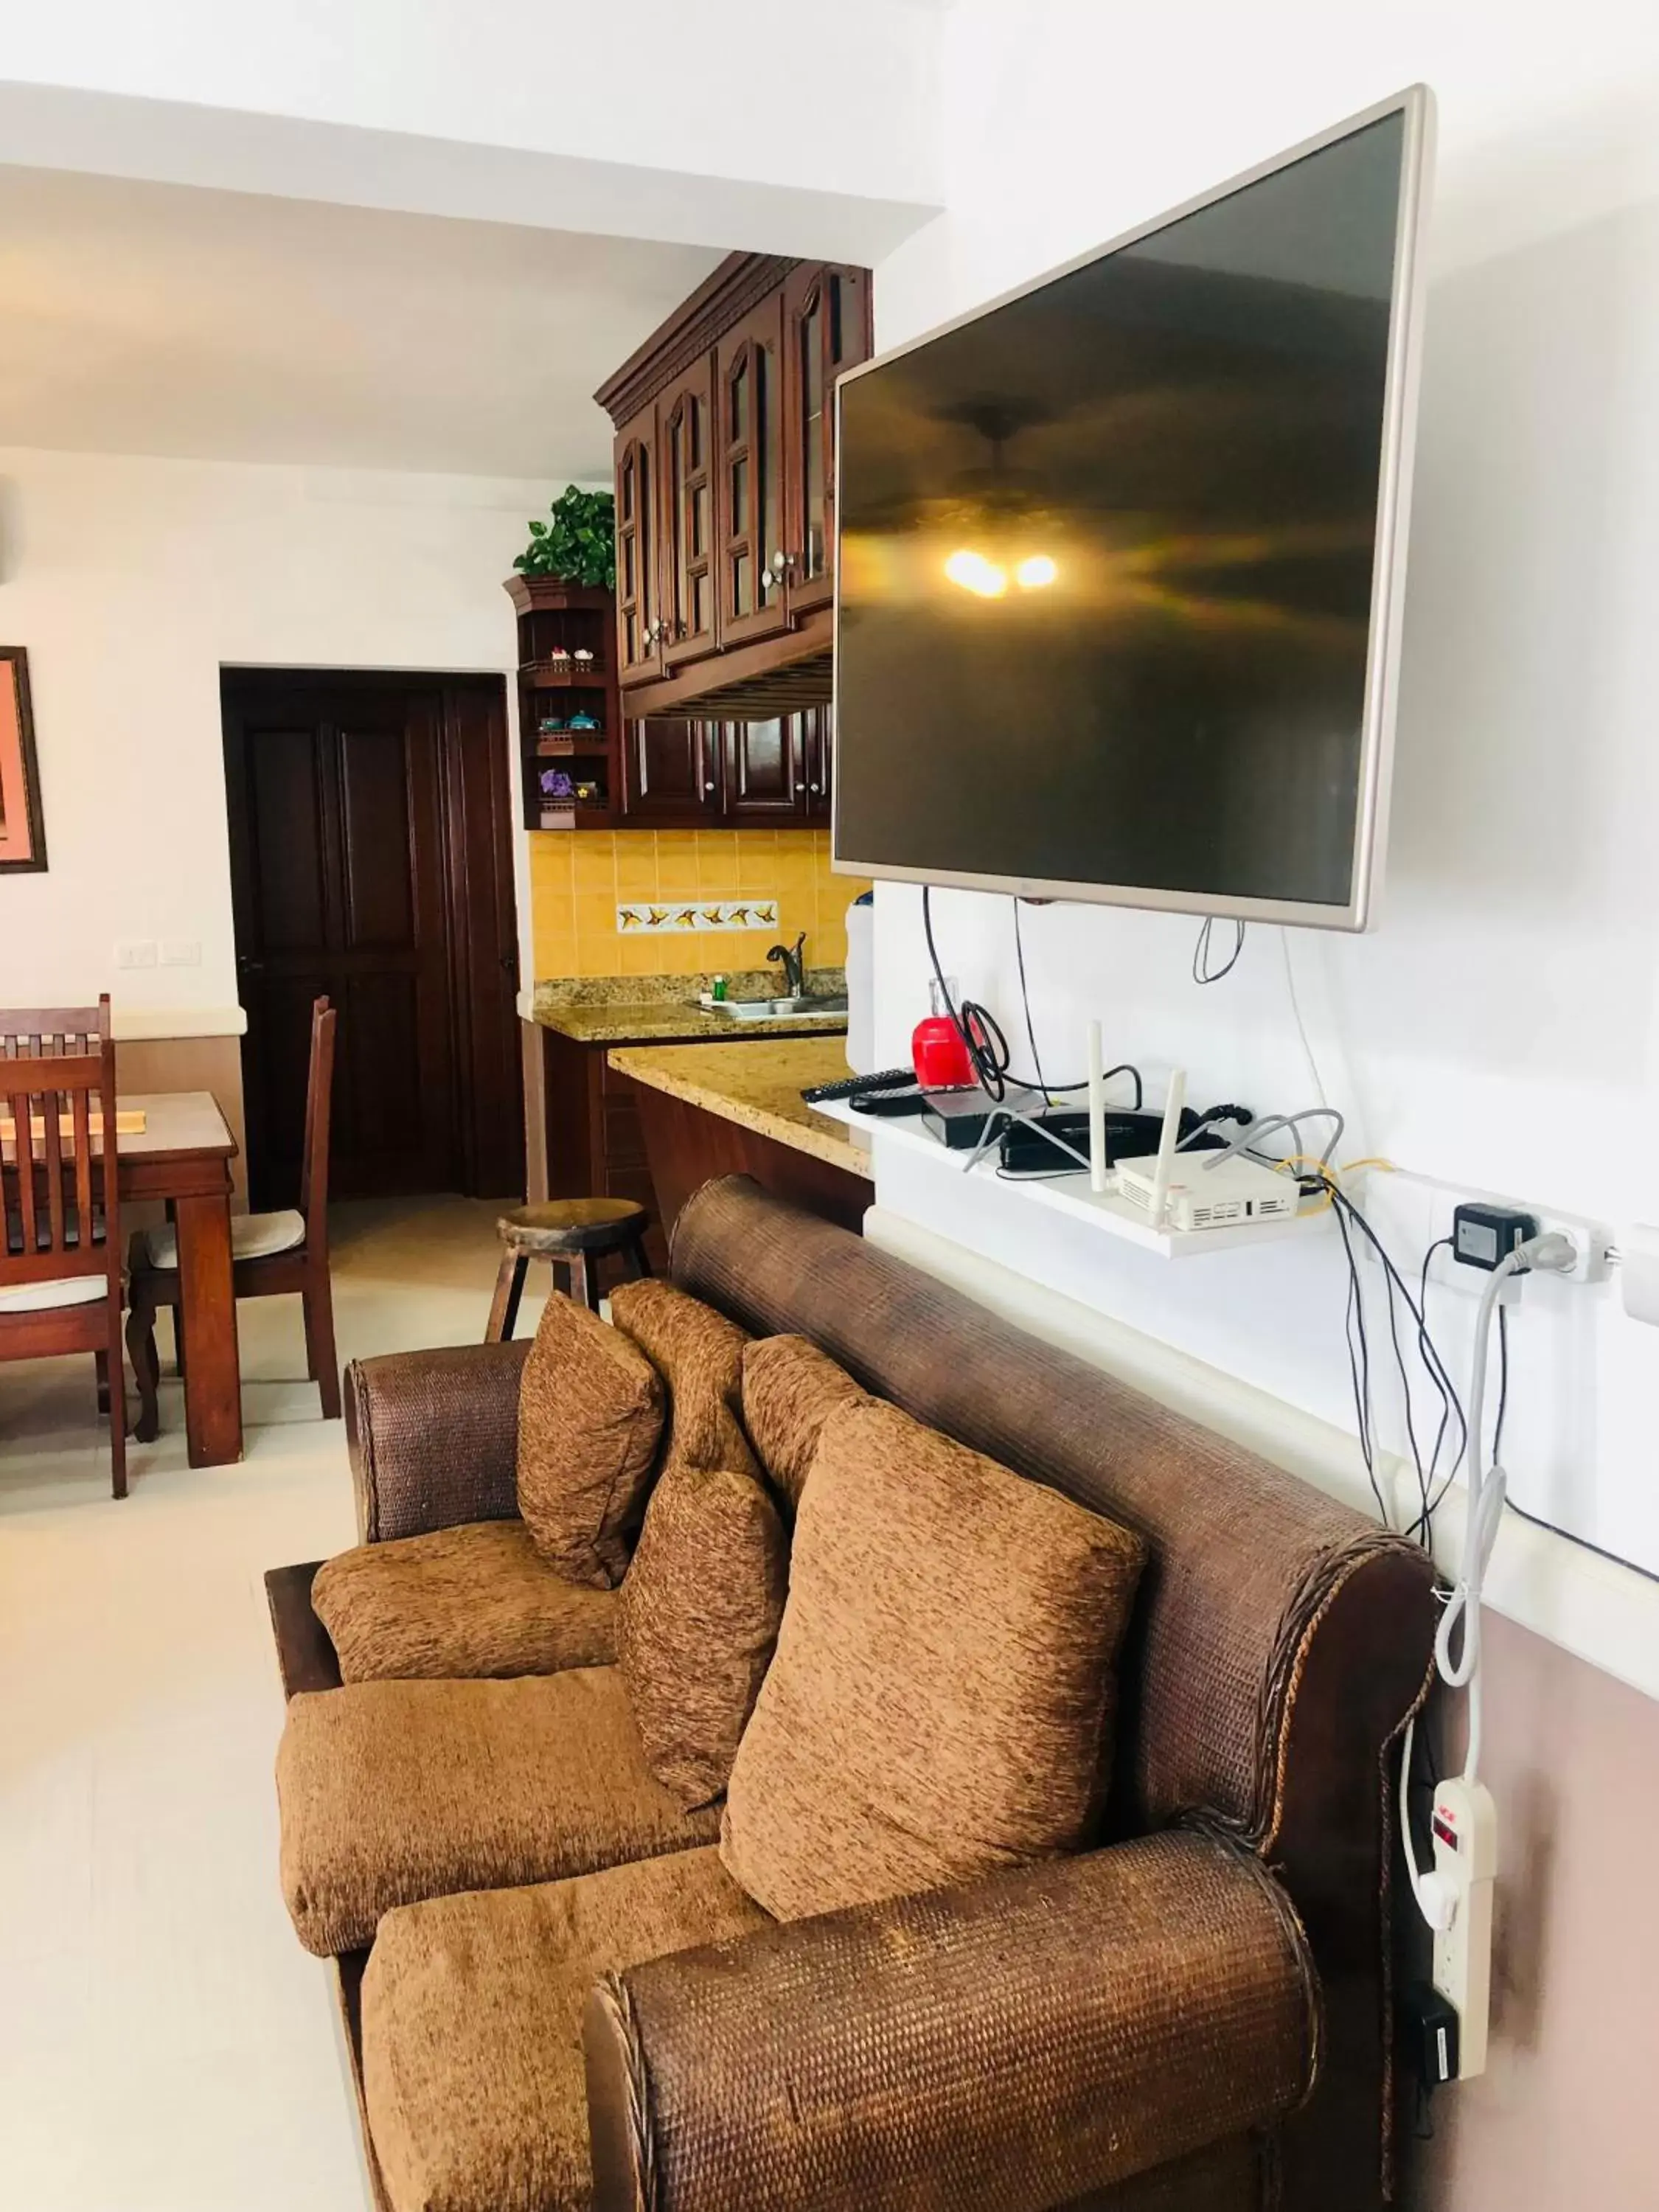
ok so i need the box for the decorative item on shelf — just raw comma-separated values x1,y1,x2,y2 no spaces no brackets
1,646,47,874
567,711,601,731
573,648,597,674
574,779,602,802
540,768,576,801
546,648,572,673
514,485,617,590
538,714,567,734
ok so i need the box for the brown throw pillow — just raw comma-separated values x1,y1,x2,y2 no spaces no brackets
517,1292,665,1588
721,1397,1147,1921
618,1462,789,1809
740,1335,869,1516
608,1280,757,1481
312,1520,617,1683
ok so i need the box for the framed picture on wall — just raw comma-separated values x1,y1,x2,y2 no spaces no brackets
0,647,46,873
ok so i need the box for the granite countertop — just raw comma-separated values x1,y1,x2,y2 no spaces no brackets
532,968,849,1046
606,1036,872,1178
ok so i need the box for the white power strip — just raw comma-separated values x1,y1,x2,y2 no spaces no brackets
1427,1775,1498,2077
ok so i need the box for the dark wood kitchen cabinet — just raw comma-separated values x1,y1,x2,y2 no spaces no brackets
595,252,872,724
621,717,722,822
616,710,829,829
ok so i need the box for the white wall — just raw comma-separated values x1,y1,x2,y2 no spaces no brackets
0,447,554,1026
0,0,945,261
868,0,1659,1579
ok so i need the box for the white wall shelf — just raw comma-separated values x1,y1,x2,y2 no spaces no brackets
813,1099,1324,1259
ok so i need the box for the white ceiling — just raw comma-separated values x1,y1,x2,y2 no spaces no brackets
0,164,723,478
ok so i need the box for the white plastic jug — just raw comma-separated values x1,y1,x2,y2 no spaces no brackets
844,893,875,1074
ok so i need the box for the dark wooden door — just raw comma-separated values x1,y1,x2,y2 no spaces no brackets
620,717,722,822
616,405,666,686
714,293,789,648
659,352,718,671
802,705,833,820
723,715,805,820
783,263,871,622
223,669,523,1208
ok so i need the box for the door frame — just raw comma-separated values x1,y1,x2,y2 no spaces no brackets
220,666,524,1205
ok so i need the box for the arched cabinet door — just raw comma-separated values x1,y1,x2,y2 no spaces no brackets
615,410,664,684
783,264,871,622
715,293,790,650
659,353,717,671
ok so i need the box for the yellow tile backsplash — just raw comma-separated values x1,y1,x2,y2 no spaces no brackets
530,827,869,981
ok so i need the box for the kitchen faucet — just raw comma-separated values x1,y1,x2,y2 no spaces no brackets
766,932,807,999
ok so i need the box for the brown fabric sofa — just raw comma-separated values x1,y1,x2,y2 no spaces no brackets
267,1175,1436,2212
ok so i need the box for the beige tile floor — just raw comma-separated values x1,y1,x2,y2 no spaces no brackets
0,1197,543,2212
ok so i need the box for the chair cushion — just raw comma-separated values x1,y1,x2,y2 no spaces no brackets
721,1397,1148,1922
740,1333,869,1515
516,1291,666,1587
362,1847,768,2212
0,1273,108,1313
276,1666,719,1956
311,1519,617,1684
608,1279,758,1481
617,1463,788,1809
144,1207,305,1269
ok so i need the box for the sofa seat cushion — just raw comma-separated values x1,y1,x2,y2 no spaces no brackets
740,1333,869,1515
363,1846,768,2212
608,1279,758,1482
517,1291,666,1587
276,1666,720,1956
311,1519,617,1684
722,1397,1148,1922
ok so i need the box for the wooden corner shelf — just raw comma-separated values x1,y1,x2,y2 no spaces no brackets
507,577,621,832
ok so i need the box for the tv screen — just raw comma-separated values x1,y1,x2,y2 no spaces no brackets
833,91,1433,929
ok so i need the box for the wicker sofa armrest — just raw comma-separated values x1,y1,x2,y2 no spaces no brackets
345,1342,531,1543
584,1829,1320,2212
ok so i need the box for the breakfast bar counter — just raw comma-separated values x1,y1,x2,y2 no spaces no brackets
607,1036,872,1239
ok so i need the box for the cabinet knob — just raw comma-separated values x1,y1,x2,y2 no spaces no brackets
703,781,716,796
810,782,822,794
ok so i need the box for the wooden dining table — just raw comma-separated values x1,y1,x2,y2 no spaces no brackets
116,1091,242,1467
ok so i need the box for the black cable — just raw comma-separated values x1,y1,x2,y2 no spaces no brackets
1193,916,1247,984
920,884,1102,1098
1011,898,1048,1102
1330,1194,1388,1528
1322,1182,1467,1547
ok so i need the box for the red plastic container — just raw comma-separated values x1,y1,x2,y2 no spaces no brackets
911,978,975,1090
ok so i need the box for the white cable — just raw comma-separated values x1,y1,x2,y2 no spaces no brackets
1400,1228,1575,1927
1280,928,1328,1110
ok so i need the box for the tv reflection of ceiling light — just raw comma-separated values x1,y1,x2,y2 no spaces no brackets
944,549,1007,598
1015,554,1058,589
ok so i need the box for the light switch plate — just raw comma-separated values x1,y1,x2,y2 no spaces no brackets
159,938,201,967
116,939,158,970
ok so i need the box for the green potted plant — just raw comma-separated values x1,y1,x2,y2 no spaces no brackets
514,484,616,590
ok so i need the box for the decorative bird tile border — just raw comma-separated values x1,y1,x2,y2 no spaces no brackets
616,899,781,934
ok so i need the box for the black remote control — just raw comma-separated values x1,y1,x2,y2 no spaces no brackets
800,1065,917,1104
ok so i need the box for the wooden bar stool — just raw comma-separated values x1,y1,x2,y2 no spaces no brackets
485,1198,653,1341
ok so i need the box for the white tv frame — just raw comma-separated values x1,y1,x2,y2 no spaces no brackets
830,85,1437,933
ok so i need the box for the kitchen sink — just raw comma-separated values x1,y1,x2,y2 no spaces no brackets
718,995,849,1021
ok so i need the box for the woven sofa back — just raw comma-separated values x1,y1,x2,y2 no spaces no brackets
671,1175,1430,1844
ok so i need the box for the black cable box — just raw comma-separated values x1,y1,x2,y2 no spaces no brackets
998,1107,1218,1176
919,1085,1043,1150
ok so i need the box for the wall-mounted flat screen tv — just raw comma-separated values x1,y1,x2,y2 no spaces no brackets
832,88,1434,931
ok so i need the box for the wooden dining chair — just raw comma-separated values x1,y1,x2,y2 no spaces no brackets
0,998,129,1497
127,996,339,1441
